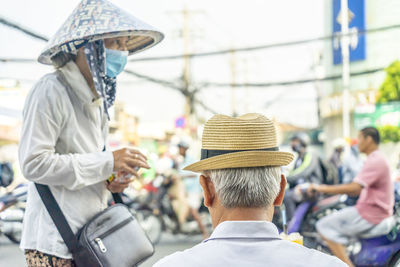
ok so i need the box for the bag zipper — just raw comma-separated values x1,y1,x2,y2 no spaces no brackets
93,216,134,253
98,216,133,239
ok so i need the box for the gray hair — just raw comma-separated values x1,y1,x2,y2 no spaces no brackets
203,167,281,209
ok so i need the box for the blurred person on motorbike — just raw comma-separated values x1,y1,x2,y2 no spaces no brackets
310,127,394,267
154,148,189,225
283,133,324,220
176,141,209,239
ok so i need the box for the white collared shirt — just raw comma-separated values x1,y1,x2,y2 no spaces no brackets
18,61,114,258
154,221,346,267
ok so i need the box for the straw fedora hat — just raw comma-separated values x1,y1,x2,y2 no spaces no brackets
184,113,294,172
38,0,164,65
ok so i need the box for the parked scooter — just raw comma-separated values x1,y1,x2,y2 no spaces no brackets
0,183,27,244
281,183,400,267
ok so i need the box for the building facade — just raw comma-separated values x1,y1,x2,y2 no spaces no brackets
320,0,400,154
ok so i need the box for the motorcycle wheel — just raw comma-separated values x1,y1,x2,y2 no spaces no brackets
390,251,400,267
135,209,162,245
5,231,21,244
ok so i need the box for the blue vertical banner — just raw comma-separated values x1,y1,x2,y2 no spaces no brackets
333,0,366,65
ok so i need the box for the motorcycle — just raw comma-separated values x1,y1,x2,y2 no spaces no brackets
280,183,400,267
0,183,27,244
131,174,211,245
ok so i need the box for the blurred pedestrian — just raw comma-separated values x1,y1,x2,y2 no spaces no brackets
177,141,209,239
330,138,346,182
330,138,346,170
18,0,162,265
396,153,400,182
154,113,346,267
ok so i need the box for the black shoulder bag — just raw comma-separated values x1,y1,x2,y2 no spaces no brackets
35,184,154,267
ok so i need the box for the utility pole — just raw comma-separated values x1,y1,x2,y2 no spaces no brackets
171,6,203,119
230,49,237,116
312,51,324,127
340,0,351,139
182,5,192,117
242,58,249,113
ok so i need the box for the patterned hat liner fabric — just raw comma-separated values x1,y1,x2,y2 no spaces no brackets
38,0,164,64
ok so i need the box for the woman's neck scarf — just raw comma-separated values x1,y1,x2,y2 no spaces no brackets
84,40,116,119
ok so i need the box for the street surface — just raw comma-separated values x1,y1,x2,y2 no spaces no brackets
0,234,203,267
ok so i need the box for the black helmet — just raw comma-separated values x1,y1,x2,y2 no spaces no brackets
290,132,310,147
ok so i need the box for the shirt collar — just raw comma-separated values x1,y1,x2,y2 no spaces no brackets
203,220,280,243
59,61,100,106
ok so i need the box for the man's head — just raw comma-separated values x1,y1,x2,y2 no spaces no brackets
332,138,346,154
358,127,380,154
200,167,286,227
183,113,293,227
177,141,189,157
290,133,309,154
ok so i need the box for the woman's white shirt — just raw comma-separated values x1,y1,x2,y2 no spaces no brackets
18,61,114,258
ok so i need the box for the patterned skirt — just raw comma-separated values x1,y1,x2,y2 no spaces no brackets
25,250,76,267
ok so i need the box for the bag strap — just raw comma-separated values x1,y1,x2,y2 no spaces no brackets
112,192,123,204
35,183,81,254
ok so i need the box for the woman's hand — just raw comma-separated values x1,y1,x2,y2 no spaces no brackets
106,177,134,193
112,148,150,178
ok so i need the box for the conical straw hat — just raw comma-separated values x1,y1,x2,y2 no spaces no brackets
184,113,294,172
38,0,164,65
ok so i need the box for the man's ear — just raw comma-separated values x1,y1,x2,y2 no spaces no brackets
367,135,375,147
200,175,215,208
273,174,286,206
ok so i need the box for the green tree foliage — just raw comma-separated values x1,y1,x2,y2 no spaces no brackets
378,125,400,143
376,61,400,143
377,60,400,104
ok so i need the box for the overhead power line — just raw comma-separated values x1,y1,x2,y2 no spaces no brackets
1,14,400,63
0,16,49,42
194,99,218,115
125,67,384,89
0,62,385,89
123,69,182,91
2,21,400,64
124,69,218,114
201,68,384,88
0,58,37,63
0,16,389,89
129,24,400,62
